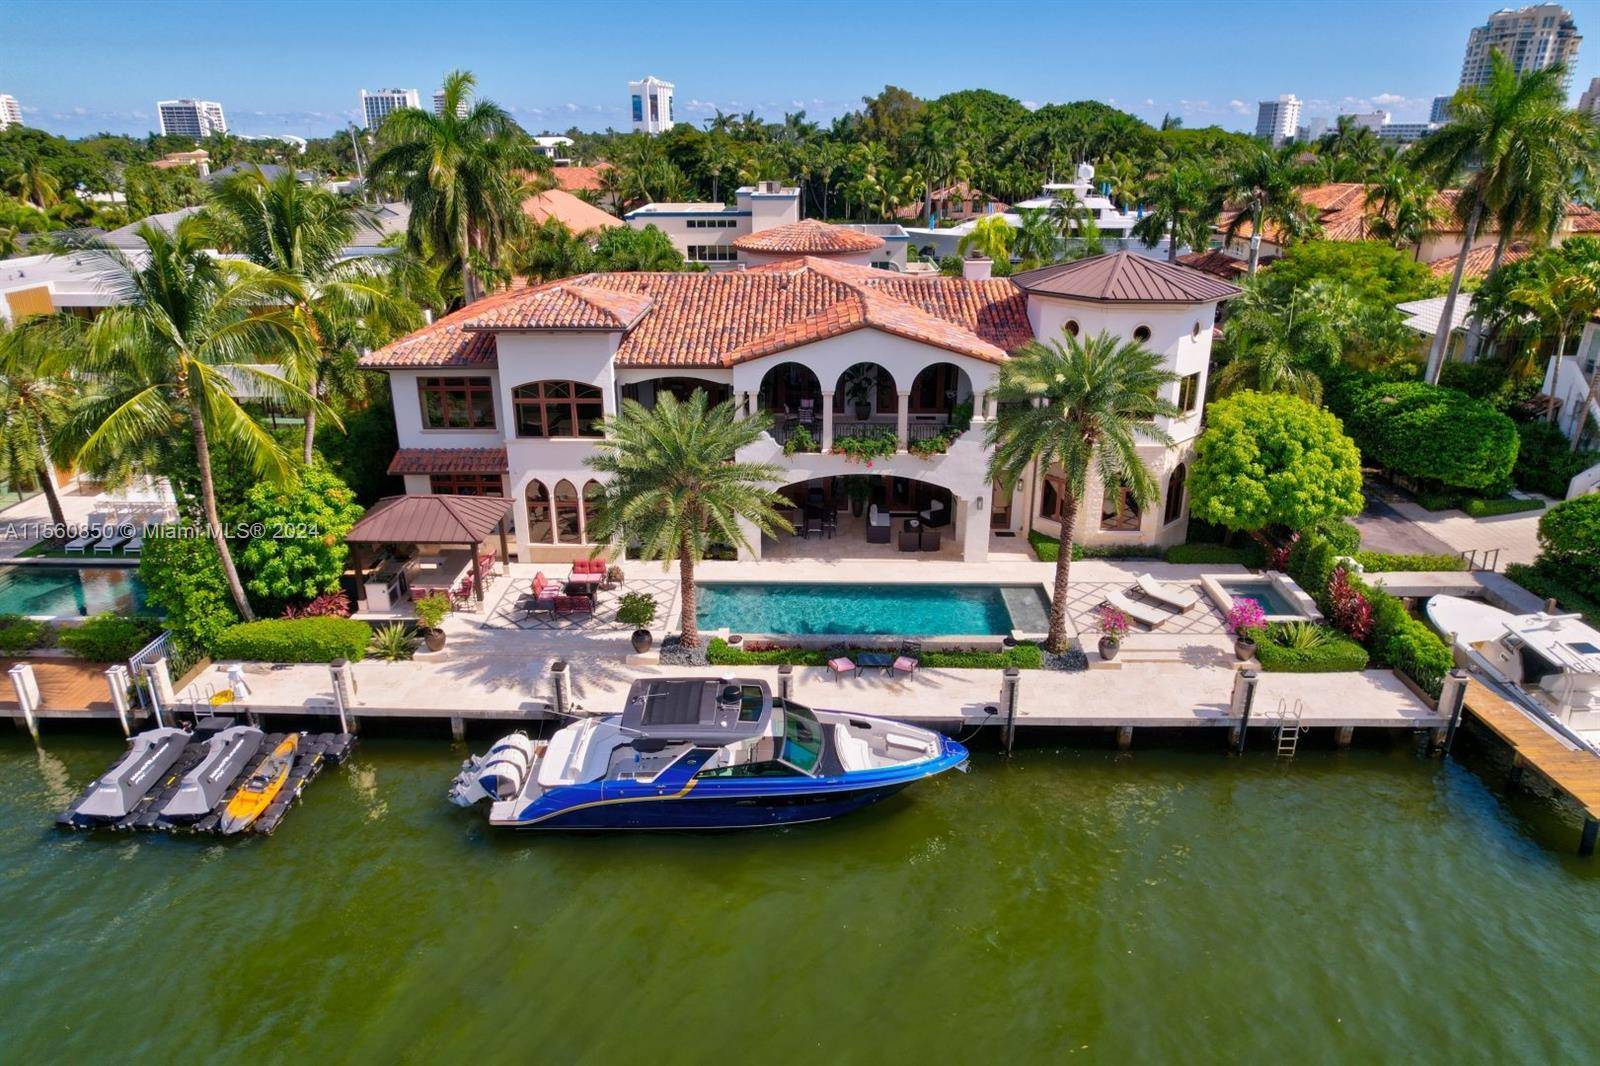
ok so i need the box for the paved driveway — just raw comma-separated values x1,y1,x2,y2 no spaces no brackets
1351,487,1457,556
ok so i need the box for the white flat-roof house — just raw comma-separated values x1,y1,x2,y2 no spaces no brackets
359,251,1237,566
625,182,910,271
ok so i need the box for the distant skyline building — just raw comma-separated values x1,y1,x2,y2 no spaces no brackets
1580,76,1600,115
1254,94,1301,146
0,94,20,130
1458,4,1581,94
360,88,419,129
432,88,468,119
1346,110,1390,133
1430,94,1454,124
157,98,227,138
629,75,675,134
1297,115,1329,143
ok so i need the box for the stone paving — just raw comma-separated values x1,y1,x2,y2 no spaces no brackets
1062,579,1228,636
481,574,679,633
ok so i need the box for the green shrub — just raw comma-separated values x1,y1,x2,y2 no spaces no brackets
57,614,162,662
317,394,404,506
1357,580,1452,696
138,532,240,651
212,617,372,663
1333,375,1519,492
1248,622,1370,672
616,592,657,627
1352,551,1467,572
708,639,827,666
1028,530,1162,562
1506,561,1600,627
1286,534,1340,611
237,459,365,613
1315,517,1361,554
1414,489,1461,511
1461,495,1543,517
0,614,55,654
705,638,1044,669
1514,419,1600,498
1164,542,1266,566
1535,495,1600,601
367,622,417,662
924,643,1043,669
413,593,450,630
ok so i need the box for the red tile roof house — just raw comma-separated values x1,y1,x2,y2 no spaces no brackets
359,252,1238,565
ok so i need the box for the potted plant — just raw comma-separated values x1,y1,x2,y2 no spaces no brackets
414,593,451,652
1226,599,1266,661
604,563,625,591
617,592,658,653
842,364,877,420
845,476,872,517
1095,604,1129,661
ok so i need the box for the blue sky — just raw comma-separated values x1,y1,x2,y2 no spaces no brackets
7,0,1600,139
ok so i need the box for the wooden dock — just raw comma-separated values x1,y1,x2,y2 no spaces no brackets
1463,679,1600,855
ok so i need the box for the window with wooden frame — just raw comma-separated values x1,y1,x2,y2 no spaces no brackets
1177,372,1201,415
512,381,605,438
1100,485,1142,532
1163,464,1187,525
526,480,552,543
418,376,495,430
1039,473,1067,522
429,473,503,496
553,479,581,542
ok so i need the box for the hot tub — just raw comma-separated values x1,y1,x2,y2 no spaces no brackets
1200,572,1322,623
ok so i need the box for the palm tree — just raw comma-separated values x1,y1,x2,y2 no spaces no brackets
957,215,1012,262
584,391,790,648
1319,117,1387,181
987,331,1178,653
1364,164,1446,254
204,167,409,461
1133,162,1224,262
1010,207,1058,267
0,319,75,526
1411,52,1599,383
368,69,540,304
1508,255,1600,437
515,217,596,281
5,154,59,211
66,220,323,620
1211,285,1342,402
1221,145,1314,275
909,115,957,227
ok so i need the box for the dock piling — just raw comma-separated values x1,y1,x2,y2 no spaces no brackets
1230,670,1259,755
1581,818,1598,858
1437,669,1469,755
1001,668,1021,754
1115,725,1133,750
551,661,570,718
1336,726,1354,748
105,665,132,737
777,665,793,703
329,660,355,734
10,663,40,743
450,716,466,742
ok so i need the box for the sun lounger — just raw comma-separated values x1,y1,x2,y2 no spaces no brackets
1136,573,1200,613
1106,588,1173,629
63,513,109,554
90,523,131,554
121,526,146,556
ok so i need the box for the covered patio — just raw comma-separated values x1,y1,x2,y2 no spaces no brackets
346,494,513,613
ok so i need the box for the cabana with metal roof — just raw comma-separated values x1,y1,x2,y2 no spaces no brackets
346,494,512,605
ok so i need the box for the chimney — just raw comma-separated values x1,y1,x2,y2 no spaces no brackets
962,257,992,281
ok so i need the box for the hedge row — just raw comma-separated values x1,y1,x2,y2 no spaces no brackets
0,614,55,654
1328,373,1519,493
705,638,1043,670
212,617,372,663
1352,551,1466,573
57,614,163,662
1028,530,1269,568
1462,496,1544,518
1514,420,1600,498
1165,542,1268,567
1246,625,1370,673
1505,561,1600,627
1027,531,1163,562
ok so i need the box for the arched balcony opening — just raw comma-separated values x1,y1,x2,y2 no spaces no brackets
526,479,552,544
906,362,975,446
832,362,898,444
757,362,823,450
553,479,581,543
620,376,732,412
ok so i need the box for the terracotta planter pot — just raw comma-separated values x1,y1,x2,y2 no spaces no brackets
631,629,653,654
1234,637,1256,662
424,628,447,652
1098,636,1120,661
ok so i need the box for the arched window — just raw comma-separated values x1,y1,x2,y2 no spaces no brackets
553,480,581,543
581,480,605,544
1163,464,1187,525
1133,325,1152,344
513,381,605,438
526,480,552,543
1100,485,1142,532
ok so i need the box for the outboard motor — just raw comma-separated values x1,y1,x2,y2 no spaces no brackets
448,732,537,806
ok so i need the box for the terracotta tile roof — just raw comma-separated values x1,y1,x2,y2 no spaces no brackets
463,282,653,331
387,447,509,475
731,219,885,255
1175,248,1250,280
361,257,1032,371
1426,240,1534,279
550,164,610,194
1011,251,1241,303
893,182,1009,219
521,188,621,232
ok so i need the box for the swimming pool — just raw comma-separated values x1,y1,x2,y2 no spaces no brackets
1222,579,1300,616
0,565,151,617
697,582,1050,636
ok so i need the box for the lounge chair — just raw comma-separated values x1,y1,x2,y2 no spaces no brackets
90,521,131,554
63,513,108,554
121,525,146,557
866,505,891,544
1106,588,1173,629
1136,573,1200,613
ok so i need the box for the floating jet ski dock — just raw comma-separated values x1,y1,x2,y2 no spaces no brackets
57,717,356,835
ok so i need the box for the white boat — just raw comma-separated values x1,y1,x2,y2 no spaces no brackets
1426,595,1600,749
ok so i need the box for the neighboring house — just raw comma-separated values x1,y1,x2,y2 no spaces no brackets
902,163,1162,261
532,136,574,164
893,182,1009,224
1542,315,1600,463
150,149,211,176
1396,294,1485,364
206,163,316,184
521,188,622,234
1176,249,1252,281
358,250,1237,564
625,182,910,271
1425,240,1534,282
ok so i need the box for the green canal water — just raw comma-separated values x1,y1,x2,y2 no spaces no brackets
2,729,1598,1064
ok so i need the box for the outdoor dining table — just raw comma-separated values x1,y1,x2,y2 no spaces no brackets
854,652,895,676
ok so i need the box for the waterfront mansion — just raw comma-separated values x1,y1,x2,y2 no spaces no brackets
361,248,1239,563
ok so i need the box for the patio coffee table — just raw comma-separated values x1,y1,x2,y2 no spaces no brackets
855,652,894,676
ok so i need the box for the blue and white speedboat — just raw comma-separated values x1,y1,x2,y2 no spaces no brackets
448,677,967,829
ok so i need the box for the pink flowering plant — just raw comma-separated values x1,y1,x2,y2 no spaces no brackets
1095,604,1130,642
1225,598,1266,634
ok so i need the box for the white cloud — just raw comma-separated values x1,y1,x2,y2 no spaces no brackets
791,99,805,108
1373,92,1408,106
1228,99,1250,114
1106,97,1117,106
1021,99,1040,110
1143,98,1155,107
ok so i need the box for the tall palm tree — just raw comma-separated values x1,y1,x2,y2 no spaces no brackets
368,69,540,304
1509,255,1600,437
1319,117,1387,181
910,115,957,227
515,217,596,281
957,214,1012,261
1132,162,1224,262
1364,164,1446,255
204,167,409,461
1221,145,1314,275
585,391,790,648
5,153,60,211
66,220,323,620
1211,285,1342,402
1010,207,1059,267
0,319,75,526
1411,52,1599,383
988,331,1178,653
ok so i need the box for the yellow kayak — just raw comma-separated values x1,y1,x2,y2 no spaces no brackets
219,734,298,835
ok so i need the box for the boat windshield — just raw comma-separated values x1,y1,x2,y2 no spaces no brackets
779,702,824,776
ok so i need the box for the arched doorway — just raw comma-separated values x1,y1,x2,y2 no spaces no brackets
581,480,605,544
833,362,897,421
526,480,552,544
553,479,581,543
758,362,823,449
1163,463,1187,526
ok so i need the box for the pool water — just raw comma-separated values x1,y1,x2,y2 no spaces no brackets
1224,579,1300,616
698,582,1049,636
0,565,150,617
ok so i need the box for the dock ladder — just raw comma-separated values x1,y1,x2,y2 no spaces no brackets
1274,698,1306,759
